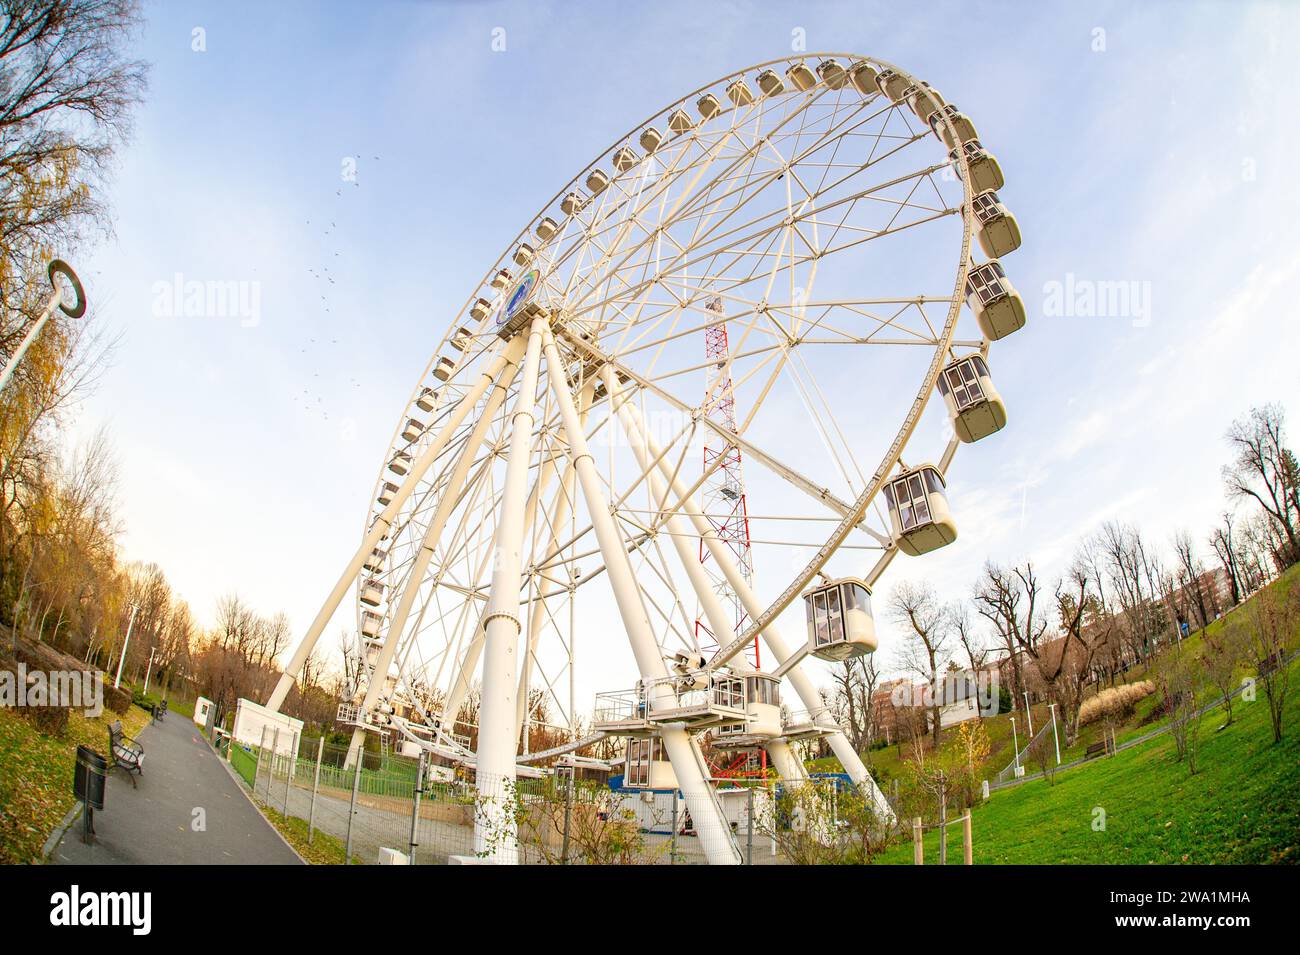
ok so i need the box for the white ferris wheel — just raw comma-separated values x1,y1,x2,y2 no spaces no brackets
267,54,1026,865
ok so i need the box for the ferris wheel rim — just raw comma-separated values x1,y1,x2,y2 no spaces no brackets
357,52,980,726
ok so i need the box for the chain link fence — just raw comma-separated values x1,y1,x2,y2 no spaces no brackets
225,730,835,864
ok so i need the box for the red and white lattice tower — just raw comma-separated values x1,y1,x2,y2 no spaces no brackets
697,294,759,668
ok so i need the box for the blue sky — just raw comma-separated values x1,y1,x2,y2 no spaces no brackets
72,0,1300,697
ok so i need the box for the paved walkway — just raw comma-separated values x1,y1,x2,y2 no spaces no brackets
51,714,302,865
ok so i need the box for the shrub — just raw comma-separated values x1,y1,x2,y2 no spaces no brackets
104,685,131,714
25,704,69,736
1079,681,1155,727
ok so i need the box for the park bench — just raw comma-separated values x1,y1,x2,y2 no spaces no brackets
151,699,168,723
1084,737,1114,760
108,720,144,787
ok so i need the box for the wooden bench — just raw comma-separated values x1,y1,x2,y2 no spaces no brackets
1084,738,1114,760
108,720,144,787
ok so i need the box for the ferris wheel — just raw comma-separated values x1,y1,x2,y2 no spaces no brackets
267,54,1025,865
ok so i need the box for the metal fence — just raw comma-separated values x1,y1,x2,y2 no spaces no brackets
228,732,814,864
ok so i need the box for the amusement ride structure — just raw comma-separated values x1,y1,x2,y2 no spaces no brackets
265,54,1024,864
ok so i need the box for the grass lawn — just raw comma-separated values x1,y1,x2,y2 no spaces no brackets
875,654,1300,864
255,804,358,864
0,701,151,864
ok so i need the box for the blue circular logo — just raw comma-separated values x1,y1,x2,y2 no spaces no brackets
500,269,538,325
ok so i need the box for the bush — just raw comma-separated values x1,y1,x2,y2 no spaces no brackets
104,684,131,714
1079,681,1156,727
25,704,69,736
131,688,159,711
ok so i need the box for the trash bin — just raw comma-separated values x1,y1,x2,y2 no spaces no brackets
74,745,107,843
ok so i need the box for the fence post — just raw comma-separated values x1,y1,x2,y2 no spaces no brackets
284,730,297,817
308,735,324,845
265,727,280,802
670,790,678,865
345,743,363,865
963,809,973,865
912,816,923,865
408,751,424,865
939,791,948,866
745,788,754,866
560,766,573,865
254,725,268,796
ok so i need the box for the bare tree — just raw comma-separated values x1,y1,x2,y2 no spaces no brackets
1209,512,1244,607
1223,404,1300,569
973,561,1049,709
889,580,951,748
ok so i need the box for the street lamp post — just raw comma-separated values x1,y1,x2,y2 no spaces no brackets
1011,716,1020,772
0,260,86,394
113,605,139,690
1048,702,1061,765
142,647,157,695
1023,690,1034,736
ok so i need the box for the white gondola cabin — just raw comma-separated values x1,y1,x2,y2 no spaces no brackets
950,140,1004,194
470,297,492,321
416,387,438,412
624,737,677,790
938,355,1007,443
363,547,387,574
757,69,785,96
742,674,782,737
513,243,535,267
433,357,456,381
965,260,1026,341
613,146,638,172
929,104,978,150
388,451,412,476
817,59,847,89
726,79,755,106
361,610,382,639
786,62,816,91
401,418,425,443
875,68,909,102
639,126,663,153
668,108,694,135
377,482,398,507
587,171,610,197
884,465,957,556
535,217,558,241
904,81,944,122
491,268,512,290
849,61,878,95
972,190,1022,259
450,326,473,351
560,192,585,216
802,577,877,661
697,93,721,119
360,578,384,607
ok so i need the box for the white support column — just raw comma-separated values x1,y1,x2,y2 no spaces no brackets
605,368,805,783
268,338,525,712
343,338,528,768
541,326,741,866
474,314,548,862
513,379,593,746
620,396,893,821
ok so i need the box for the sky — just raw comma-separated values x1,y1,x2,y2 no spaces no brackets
69,0,1300,707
